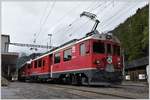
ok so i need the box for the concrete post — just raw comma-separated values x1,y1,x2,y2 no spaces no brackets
7,65,10,77
122,49,125,80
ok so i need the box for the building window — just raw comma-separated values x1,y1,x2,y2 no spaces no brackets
38,59,42,67
107,44,112,54
64,48,72,61
54,53,60,64
34,61,37,68
80,43,86,56
93,42,105,53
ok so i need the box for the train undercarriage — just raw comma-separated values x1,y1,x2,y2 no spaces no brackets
19,69,122,86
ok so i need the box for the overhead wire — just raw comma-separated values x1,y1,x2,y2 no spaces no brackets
40,0,119,44
99,1,131,26
52,2,81,27
37,1,82,44
71,0,139,35
53,1,99,34
36,0,56,40
62,1,105,36
51,1,101,36
95,0,113,15
31,1,51,44
39,2,51,30
68,0,112,36
101,1,140,30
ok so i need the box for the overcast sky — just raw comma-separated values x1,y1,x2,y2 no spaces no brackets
2,0,148,55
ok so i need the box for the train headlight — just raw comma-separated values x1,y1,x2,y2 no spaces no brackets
95,60,101,65
96,60,100,64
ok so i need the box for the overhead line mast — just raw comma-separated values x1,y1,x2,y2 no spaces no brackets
7,42,54,49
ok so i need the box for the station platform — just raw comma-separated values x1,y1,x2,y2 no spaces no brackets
121,81,148,87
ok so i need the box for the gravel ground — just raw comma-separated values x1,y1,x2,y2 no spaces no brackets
1,81,149,99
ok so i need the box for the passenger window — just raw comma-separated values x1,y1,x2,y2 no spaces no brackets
27,64,30,69
64,48,72,61
38,59,42,67
54,53,60,64
43,60,45,66
31,62,33,68
93,42,105,53
80,43,86,56
107,44,112,54
34,61,37,68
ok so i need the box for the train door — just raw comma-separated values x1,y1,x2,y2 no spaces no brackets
49,54,53,78
27,64,31,76
41,55,52,76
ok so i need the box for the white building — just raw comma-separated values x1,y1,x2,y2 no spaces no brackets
1,34,19,80
1,34,10,53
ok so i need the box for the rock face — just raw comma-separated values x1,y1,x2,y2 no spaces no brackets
1,77,9,86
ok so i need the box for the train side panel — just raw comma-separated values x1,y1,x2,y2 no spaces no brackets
52,40,93,77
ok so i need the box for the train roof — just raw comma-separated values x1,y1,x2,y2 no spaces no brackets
29,31,120,62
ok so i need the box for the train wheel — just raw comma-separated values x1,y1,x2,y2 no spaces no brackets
80,76,89,86
71,74,77,85
76,75,82,85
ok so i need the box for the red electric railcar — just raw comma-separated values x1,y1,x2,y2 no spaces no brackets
18,31,123,85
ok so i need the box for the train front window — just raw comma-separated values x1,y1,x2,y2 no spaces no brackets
113,45,120,56
116,46,120,56
93,42,105,53
106,44,112,54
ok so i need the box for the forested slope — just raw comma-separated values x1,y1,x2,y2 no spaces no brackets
111,5,149,61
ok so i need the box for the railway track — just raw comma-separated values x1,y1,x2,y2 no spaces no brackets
2,82,148,99
111,84,148,89
47,84,136,99
25,82,148,98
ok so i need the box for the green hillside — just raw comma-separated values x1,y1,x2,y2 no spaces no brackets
111,5,149,61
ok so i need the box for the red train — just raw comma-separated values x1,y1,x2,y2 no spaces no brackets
18,31,123,85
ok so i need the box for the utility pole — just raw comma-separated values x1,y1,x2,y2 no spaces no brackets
30,33,38,52
122,49,125,80
47,42,48,51
48,34,52,48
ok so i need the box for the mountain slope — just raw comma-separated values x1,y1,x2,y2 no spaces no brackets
111,5,149,61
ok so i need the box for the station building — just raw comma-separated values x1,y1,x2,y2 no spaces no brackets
1,34,19,80
125,56,149,82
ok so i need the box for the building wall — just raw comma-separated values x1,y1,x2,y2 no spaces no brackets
1,35,10,53
1,34,19,80
125,56,149,82
125,66,147,81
